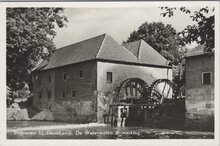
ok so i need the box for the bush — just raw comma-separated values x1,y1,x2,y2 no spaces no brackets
7,83,33,107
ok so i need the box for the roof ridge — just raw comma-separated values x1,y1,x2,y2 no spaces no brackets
122,40,142,59
137,40,142,59
98,34,139,60
55,33,106,51
121,45,139,60
35,34,169,71
95,34,107,58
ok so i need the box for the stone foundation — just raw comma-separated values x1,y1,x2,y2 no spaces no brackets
52,99,97,123
185,112,214,132
185,87,214,131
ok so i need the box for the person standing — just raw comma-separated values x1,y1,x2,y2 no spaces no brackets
121,108,127,127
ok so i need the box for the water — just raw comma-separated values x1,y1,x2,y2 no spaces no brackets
7,121,214,139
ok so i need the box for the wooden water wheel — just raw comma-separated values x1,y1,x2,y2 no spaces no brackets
148,79,176,104
113,78,150,104
148,79,180,119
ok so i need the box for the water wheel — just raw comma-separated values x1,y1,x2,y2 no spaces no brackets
148,79,176,104
113,78,149,104
148,79,179,120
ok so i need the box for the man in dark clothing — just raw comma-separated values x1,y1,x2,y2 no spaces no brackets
121,108,127,127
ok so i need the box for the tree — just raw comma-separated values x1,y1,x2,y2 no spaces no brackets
159,6,215,94
7,8,68,97
125,22,184,65
160,6,215,52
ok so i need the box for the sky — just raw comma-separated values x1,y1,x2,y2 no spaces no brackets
53,7,206,49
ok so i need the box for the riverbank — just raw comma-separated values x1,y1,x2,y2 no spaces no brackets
7,121,214,139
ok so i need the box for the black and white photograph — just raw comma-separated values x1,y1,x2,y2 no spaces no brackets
0,1,219,145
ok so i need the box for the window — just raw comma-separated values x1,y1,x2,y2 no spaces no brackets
63,72,67,81
38,91,42,100
107,72,112,83
71,90,75,98
62,91,65,98
48,75,51,82
47,91,51,99
79,70,83,78
202,72,211,85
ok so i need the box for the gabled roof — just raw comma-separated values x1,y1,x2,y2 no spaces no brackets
34,34,169,71
96,35,138,63
122,40,141,58
34,34,105,71
122,40,168,66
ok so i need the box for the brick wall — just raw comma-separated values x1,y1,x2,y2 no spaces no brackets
54,60,97,102
185,54,214,131
32,60,97,122
32,70,55,110
53,60,97,122
186,55,214,89
185,54,214,115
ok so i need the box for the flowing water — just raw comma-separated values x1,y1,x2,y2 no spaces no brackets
7,121,214,139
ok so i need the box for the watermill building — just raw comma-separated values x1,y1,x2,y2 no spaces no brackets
32,34,172,123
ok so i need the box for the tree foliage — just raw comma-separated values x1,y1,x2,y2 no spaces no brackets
160,6,215,52
125,22,184,65
7,8,68,93
159,6,215,91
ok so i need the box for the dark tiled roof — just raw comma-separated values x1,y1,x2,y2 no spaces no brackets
122,40,141,58
185,45,205,57
122,40,168,66
97,35,138,63
34,34,169,71
35,34,105,70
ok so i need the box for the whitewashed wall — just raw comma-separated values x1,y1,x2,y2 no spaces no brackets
97,61,172,93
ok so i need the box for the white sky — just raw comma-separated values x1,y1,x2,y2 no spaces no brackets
53,7,210,49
